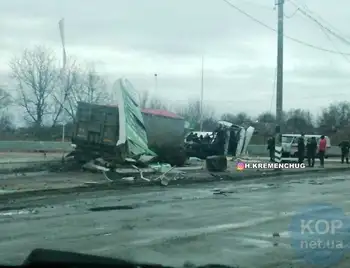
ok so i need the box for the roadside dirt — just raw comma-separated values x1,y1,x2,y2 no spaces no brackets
0,163,350,204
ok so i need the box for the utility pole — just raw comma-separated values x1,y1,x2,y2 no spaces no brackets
59,18,67,145
274,0,284,165
62,124,65,142
199,56,204,132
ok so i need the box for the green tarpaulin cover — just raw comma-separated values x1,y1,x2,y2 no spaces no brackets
115,78,156,157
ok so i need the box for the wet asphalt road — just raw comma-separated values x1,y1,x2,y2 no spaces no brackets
1,173,350,268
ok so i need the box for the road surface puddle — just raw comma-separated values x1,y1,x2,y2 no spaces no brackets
131,207,339,248
131,212,298,246
237,237,275,248
0,189,16,194
0,209,33,216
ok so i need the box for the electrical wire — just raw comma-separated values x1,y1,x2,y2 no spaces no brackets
217,0,350,104
320,27,350,64
221,0,350,55
292,0,349,39
287,0,350,63
284,8,299,18
288,0,350,47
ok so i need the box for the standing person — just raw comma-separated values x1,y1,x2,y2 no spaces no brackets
306,137,317,167
215,126,225,155
186,132,194,142
297,133,305,164
267,136,275,162
204,134,211,144
339,139,350,164
318,135,327,167
228,128,237,157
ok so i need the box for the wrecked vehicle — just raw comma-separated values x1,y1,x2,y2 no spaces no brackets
185,121,255,159
141,108,187,166
69,78,187,168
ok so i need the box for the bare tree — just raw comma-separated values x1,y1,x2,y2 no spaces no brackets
0,88,12,109
221,112,252,126
9,46,58,128
285,109,314,133
0,88,14,137
140,90,149,109
61,66,110,121
51,59,80,125
255,111,276,137
176,100,216,131
139,90,168,110
318,101,350,134
256,112,276,124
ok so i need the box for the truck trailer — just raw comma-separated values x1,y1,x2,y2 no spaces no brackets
70,78,187,167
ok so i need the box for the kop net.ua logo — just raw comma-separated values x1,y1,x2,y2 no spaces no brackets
289,203,350,267
236,161,305,170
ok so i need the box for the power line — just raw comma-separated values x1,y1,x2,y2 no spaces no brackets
292,0,349,39
284,8,299,18
288,0,350,47
221,0,350,55
287,0,350,64
312,25,350,65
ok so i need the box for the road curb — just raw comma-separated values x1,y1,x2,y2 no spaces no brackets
1,166,349,201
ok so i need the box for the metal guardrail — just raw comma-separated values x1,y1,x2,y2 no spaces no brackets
0,141,342,156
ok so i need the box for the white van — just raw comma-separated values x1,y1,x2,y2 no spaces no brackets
282,134,331,157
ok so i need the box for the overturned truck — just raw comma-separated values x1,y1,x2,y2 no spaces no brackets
185,121,255,159
69,78,187,167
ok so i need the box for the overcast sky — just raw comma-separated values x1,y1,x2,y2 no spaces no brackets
1,0,350,119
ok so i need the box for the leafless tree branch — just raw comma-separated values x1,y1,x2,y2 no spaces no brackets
9,46,58,128
53,64,110,122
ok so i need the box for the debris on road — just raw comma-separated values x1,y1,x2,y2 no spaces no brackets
59,78,257,186
121,177,135,182
131,165,151,182
206,155,227,172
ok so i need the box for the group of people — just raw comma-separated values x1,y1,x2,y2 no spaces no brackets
186,132,211,144
185,125,240,157
296,134,327,167
185,130,224,158
267,134,328,167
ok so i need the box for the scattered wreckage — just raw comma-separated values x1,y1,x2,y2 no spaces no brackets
65,78,188,185
65,78,255,184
